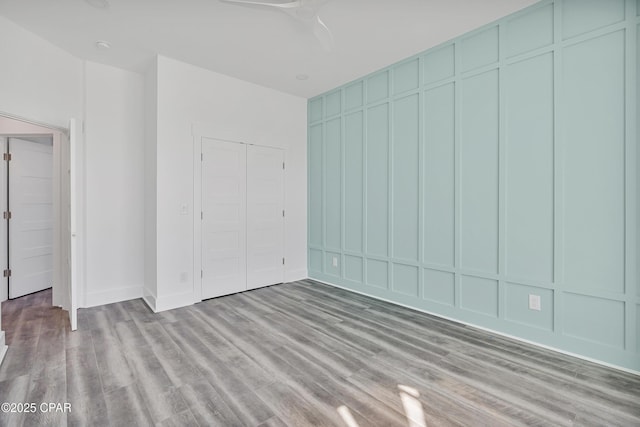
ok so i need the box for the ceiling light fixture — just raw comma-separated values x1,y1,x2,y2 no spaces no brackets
95,40,111,50
85,0,109,9
296,74,309,81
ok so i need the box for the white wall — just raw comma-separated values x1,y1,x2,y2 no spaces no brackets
0,16,83,129
0,16,84,315
149,55,307,311
0,15,146,310
83,61,145,306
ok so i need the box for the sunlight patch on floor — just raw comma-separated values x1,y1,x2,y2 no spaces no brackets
337,405,360,427
399,384,427,427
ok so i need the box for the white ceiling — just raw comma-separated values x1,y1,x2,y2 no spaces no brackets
0,0,538,98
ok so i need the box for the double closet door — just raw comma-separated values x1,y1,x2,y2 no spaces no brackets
201,138,284,300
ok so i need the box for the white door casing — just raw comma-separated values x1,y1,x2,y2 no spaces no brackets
8,138,54,299
67,119,77,330
246,145,284,290
201,138,247,299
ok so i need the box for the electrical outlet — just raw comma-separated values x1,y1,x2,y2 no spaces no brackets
528,294,541,311
332,256,338,268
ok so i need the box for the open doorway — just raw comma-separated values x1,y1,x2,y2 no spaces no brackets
3,136,54,299
0,113,77,365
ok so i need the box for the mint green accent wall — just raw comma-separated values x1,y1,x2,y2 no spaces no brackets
308,0,640,371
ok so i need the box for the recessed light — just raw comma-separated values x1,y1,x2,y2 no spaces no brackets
95,41,111,50
85,0,109,9
296,74,309,81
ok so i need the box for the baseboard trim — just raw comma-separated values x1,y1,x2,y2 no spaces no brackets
82,286,143,308
142,287,157,312
0,331,7,367
285,268,308,283
154,290,195,313
308,277,640,377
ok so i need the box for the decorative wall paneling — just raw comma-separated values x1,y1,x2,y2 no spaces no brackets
308,0,639,371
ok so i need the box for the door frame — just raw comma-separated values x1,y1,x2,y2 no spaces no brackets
6,136,55,299
0,113,78,330
192,123,286,304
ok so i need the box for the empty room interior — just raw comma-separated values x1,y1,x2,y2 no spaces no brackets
0,0,639,425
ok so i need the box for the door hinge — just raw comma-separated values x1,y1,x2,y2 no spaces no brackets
201,153,203,161
3,152,11,161
201,211,203,220
201,270,203,278
3,269,10,278
282,257,285,265
282,210,285,217
282,162,285,170
3,211,11,220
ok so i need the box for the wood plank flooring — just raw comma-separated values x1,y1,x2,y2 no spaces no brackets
1,280,639,426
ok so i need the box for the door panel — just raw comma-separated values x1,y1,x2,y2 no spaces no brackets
201,139,247,299
246,145,284,290
0,137,6,302
9,138,54,298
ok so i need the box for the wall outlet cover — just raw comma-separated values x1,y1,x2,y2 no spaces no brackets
529,294,541,311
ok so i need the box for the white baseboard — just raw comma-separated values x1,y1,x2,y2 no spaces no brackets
0,331,7,367
154,290,194,313
285,268,308,283
142,287,157,312
309,277,640,377
82,285,144,308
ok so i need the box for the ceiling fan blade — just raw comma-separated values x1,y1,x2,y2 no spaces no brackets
220,0,303,9
313,15,334,52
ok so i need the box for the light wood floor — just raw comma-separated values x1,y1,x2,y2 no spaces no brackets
0,280,639,426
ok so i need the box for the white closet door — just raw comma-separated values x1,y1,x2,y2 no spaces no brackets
9,138,54,299
246,145,284,290
201,138,247,299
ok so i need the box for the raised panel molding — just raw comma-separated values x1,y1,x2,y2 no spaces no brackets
424,83,455,267
308,0,638,372
345,82,363,110
460,275,499,318
423,44,455,85
562,0,625,40
366,103,389,257
460,69,499,274
392,94,420,261
367,71,389,103
460,26,499,72
324,118,341,251
505,282,554,331
393,264,419,297
393,59,420,95
423,268,455,306
506,3,554,57
366,259,388,289
309,249,322,272
344,112,364,253
563,31,625,294
563,293,625,348
344,255,363,283
308,124,323,247
505,53,554,283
